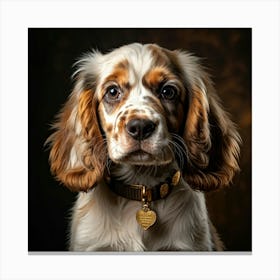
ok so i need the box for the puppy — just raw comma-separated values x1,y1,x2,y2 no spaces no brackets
47,43,241,251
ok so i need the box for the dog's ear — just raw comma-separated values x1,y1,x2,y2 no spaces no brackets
177,52,241,191
46,52,106,192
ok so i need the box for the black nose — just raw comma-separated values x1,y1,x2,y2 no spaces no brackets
126,119,156,140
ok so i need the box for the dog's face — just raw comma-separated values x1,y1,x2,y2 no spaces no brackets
47,43,241,192
95,44,187,166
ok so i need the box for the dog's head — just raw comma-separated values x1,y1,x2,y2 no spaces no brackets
47,43,241,192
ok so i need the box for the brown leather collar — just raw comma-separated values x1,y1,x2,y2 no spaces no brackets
107,170,181,202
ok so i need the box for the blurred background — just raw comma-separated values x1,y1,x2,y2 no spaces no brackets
28,28,251,252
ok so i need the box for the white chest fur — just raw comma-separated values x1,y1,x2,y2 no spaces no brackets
69,179,214,251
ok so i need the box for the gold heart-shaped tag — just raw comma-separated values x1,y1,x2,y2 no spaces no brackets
136,209,157,230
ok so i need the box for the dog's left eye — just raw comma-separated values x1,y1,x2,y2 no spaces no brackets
160,85,178,100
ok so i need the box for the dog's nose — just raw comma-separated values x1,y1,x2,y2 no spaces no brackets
126,119,156,140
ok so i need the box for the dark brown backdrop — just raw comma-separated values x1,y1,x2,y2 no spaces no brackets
28,28,251,251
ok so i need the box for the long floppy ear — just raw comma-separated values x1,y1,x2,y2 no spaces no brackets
178,52,241,191
46,52,106,192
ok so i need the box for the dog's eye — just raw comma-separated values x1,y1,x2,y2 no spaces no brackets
105,85,122,103
160,85,178,100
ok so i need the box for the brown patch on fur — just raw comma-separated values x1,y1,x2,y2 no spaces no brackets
102,60,130,91
184,86,211,169
127,108,145,115
106,124,113,133
143,67,169,90
47,88,106,192
78,90,97,139
182,80,241,191
117,114,127,135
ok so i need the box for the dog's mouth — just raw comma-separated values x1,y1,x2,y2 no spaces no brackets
119,148,173,166
124,150,153,162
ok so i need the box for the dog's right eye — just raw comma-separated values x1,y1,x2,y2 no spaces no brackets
105,85,122,103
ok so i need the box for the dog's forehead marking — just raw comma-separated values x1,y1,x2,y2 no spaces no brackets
99,44,161,87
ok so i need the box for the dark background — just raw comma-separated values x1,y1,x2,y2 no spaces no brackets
28,28,251,252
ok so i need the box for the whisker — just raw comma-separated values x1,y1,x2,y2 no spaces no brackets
169,133,189,170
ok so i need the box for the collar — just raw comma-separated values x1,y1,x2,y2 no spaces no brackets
107,170,181,202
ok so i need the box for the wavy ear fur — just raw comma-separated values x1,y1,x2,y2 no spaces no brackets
46,53,106,192
178,52,241,191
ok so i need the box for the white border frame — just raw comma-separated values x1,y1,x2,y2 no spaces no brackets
1,0,279,279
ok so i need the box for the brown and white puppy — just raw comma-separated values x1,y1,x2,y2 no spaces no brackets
47,43,241,251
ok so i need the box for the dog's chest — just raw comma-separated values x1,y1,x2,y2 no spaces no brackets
71,182,212,251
